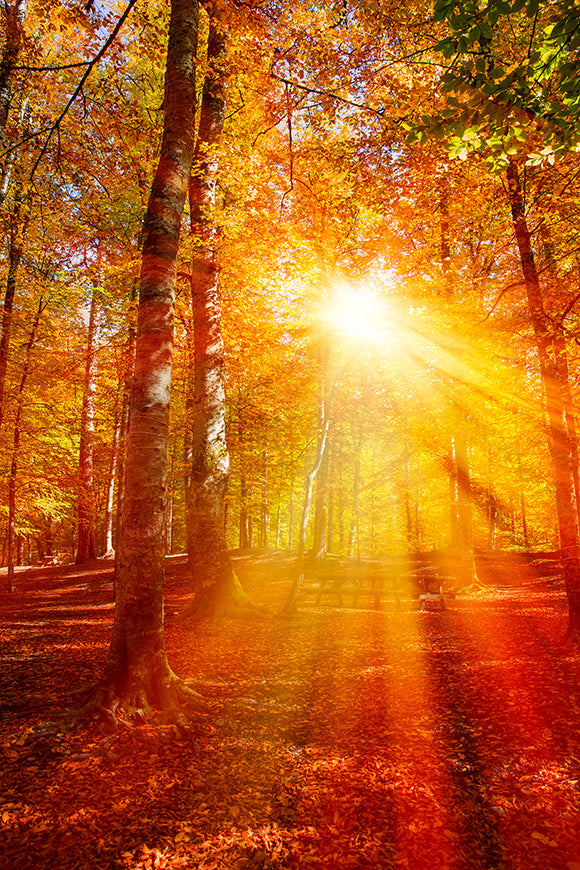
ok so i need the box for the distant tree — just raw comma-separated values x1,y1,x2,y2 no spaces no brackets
76,286,99,564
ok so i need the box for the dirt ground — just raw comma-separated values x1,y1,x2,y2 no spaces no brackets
1,550,580,870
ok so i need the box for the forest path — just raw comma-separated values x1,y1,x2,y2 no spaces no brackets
1,552,580,869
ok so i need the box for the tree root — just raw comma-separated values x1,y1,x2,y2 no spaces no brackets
456,578,488,596
63,668,211,733
180,569,270,626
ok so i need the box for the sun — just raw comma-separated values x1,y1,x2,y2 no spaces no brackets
322,286,389,345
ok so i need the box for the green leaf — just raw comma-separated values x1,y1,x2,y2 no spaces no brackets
468,25,481,45
525,0,539,17
433,0,452,22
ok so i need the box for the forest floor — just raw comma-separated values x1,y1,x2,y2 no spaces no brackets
1,550,580,870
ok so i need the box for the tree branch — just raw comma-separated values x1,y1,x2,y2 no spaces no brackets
270,72,385,118
29,0,138,181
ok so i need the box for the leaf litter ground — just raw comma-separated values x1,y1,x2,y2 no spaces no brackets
1,551,580,870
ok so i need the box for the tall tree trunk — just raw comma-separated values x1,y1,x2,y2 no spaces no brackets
0,2,28,394
7,295,43,592
448,437,459,548
82,0,206,724
239,470,251,548
440,175,479,586
76,289,99,564
327,461,335,554
114,280,138,578
259,449,268,547
312,437,330,559
348,439,362,558
0,193,27,430
540,221,580,520
103,388,122,556
0,0,27,133
287,471,294,550
183,3,252,621
282,389,334,616
454,423,479,586
487,448,497,550
439,173,452,300
507,159,580,642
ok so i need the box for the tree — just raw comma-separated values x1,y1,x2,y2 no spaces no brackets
6,293,44,589
79,0,207,724
182,1,252,619
506,158,580,641
76,285,99,563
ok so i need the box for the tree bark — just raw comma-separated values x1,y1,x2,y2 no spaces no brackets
0,192,27,431
7,295,44,591
259,449,268,547
348,430,362,558
114,281,138,579
282,390,334,616
439,175,479,586
182,3,252,620
540,221,580,520
81,0,206,725
312,438,330,559
103,387,122,556
76,289,99,564
507,159,580,642
454,423,479,587
0,0,27,133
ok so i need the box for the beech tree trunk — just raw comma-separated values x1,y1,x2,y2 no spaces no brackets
454,423,479,587
507,160,580,642
312,439,330,559
239,471,251,548
83,0,206,724
0,0,28,366
327,451,335,553
0,0,27,132
439,176,479,586
76,289,99,564
6,295,43,591
114,281,138,575
540,222,580,519
0,193,27,431
282,389,333,616
348,454,361,558
103,389,121,556
182,4,252,621
259,449,268,547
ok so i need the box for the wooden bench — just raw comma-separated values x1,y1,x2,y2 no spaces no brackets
418,590,456,610
308,557,455,611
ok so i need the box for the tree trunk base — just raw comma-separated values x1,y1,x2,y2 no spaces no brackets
66,666,210,732
180,570,264,625
563,559,580,648
456,578,487,595
280,568,304,618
